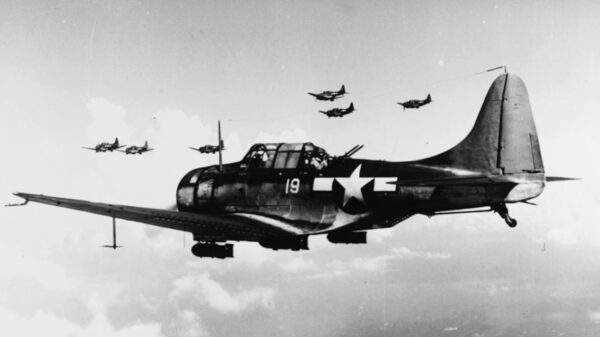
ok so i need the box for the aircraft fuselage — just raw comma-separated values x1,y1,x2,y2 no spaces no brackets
177,157,544,236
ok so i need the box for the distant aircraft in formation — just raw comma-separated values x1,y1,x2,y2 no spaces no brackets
82,138,124,152
11,74,576,260
308,85,347,101
190,141,225,154
398,94,432,110
190,121,226,166
119,141,153,155
319,102,355,118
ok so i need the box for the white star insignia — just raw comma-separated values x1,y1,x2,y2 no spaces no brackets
335,164,373,207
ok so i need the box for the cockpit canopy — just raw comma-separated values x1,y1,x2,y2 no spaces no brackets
241,142,329,170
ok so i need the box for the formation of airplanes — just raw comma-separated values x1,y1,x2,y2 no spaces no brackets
10,73,576,259
309,85,355,118
310,84,433,118
83,138,226,156
398,94,432,110
84,139,153,155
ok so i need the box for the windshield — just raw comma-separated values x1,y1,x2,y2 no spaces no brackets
241,142,329,170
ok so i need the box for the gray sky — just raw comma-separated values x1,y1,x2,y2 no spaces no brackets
1,1,600,336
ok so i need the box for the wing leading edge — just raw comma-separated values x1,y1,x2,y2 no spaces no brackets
13,193,299,241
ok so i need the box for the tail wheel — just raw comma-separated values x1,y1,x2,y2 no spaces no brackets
505,216,517,228
493,203,518,228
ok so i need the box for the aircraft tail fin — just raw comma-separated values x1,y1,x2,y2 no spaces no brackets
416,73,544,175
348,102,354,111
144,141,148,148
114,138,119,146
340,85,346,94
426,94,431,102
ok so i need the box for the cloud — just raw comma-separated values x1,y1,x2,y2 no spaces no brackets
177,310,209,337
356,246,451,271
325,247,452,275
369,227,396,243
86,97,133,142
389,247,452,260
588,311,600,324
0,254,78,292
0,307,165,337
309,246,452,278
486,283,511,297
254,129,309,144
280,256,316,273
170,273,275,314
545,228,578,245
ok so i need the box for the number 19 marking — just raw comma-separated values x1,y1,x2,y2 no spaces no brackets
285,178,300,194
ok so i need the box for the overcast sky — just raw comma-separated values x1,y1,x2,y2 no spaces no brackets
1,1,600,336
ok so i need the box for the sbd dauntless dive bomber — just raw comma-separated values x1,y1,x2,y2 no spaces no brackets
13,74,568,259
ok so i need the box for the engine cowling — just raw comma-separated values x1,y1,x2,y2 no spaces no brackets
176,166,219,211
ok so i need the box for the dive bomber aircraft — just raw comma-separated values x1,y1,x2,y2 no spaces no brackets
120,141,153,155
308,85,347,101
320,102,355,118
190,141,225,154
12,74,572,259
398,94,432,110
82,138,125,152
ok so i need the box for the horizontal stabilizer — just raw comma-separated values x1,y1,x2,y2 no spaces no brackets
545,176,580,182
390,174,511,186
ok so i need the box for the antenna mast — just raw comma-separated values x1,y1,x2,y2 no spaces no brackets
218,120,223,171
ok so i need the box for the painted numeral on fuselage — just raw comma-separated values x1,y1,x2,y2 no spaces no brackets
285,178,300,194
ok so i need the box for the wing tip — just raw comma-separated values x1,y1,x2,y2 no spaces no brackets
6,192,31,206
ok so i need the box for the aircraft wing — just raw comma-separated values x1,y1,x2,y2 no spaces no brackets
13,193,300,241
